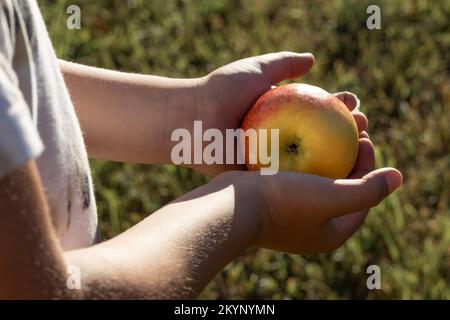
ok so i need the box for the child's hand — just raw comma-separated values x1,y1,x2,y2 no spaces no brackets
203,52,314,131
200,52,368,175
213,137,402,254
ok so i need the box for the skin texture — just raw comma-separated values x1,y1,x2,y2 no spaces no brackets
241,83,359,179
0,162,76,299
0,52,402,299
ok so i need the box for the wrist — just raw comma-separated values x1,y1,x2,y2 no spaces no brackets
210,171,267,249
192,74,218,125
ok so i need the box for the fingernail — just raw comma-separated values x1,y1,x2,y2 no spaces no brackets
385,171,403,193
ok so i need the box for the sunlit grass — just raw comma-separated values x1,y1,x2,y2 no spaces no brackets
40,0,449,299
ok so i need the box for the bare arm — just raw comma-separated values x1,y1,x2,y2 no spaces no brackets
61,53,369,177
0,139,402,298
65,175,261,298
0,160,261,299
60,52,319,176
59,60,206,167
0,161,74,299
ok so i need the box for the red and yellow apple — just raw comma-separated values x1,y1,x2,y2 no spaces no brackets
241,83,359,179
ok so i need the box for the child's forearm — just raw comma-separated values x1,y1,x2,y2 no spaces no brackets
65,173,262,298
59,60,210,166
0,161,78,299
0,149,400,298
60,53,317,176
1,160,260,299
67,163,400,298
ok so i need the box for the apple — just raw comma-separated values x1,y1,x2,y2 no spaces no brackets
241,83,359,179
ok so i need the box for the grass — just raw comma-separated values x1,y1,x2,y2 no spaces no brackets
40,0,449,299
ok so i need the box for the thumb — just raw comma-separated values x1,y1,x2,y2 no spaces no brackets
255,51,315,84
326,168,403,218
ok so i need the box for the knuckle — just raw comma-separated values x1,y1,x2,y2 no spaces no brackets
278,50,292,57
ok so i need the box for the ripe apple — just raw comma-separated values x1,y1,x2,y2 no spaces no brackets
241,83,359,179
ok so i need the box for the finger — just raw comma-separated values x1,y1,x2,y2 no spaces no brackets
256,51,315,84
334,92,366,131
321,139,376,241
348,138,375,178
320,139,375,243
334,91,360,111
359,131,370,139
268,165,401,223
325,167,403,219
352,111,368,133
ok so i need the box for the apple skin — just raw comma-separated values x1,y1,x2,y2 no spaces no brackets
241,83,359,179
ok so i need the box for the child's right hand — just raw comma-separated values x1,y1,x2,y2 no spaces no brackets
213,137,402,254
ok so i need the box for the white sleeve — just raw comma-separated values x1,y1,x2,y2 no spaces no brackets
0,53,43,178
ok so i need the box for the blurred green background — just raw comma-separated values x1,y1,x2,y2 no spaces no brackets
40,0,449,299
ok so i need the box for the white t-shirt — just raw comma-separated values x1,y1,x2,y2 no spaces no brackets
0,0,98,250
